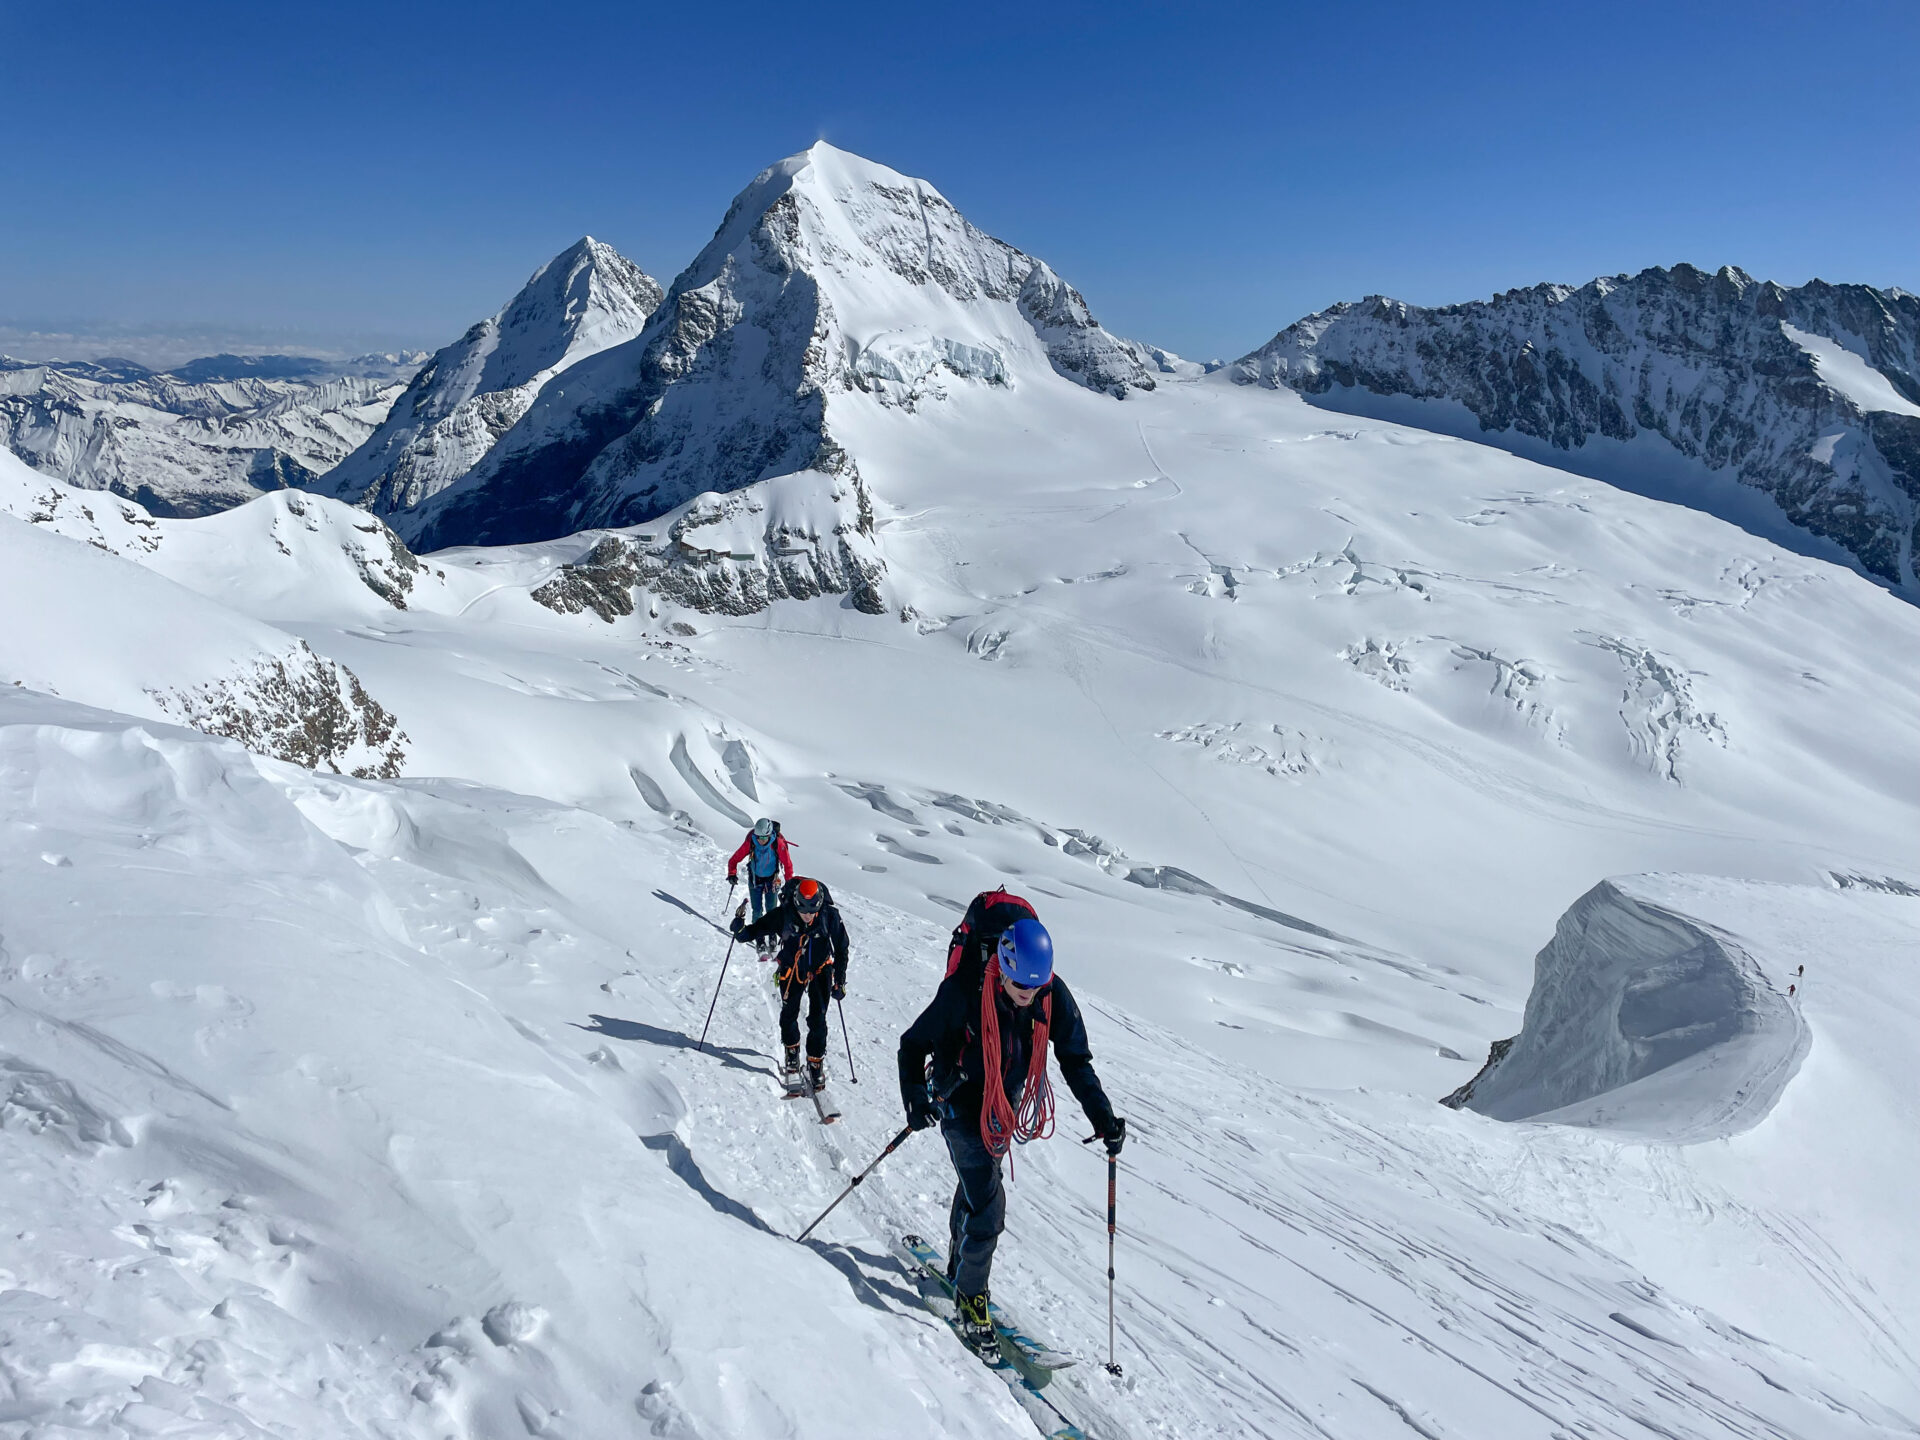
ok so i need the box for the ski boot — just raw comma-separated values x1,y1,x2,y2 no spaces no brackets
954,1289,997,1358
806,1057,827,1092
782,1044,801,1087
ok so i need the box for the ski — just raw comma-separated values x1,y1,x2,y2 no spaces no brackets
782,1061,842,1124
894,1235,1086,1438
895,1234,1079,1384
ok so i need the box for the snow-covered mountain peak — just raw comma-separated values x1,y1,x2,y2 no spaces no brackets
724,140,1156,396
402,144,1162,553
313,238,663,517
481,235,662,393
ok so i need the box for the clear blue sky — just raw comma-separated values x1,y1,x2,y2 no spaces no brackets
4,0,1915,362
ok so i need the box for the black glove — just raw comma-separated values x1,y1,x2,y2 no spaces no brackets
832,982,846,1001
729,903,746,936
905,1088,938,1131
1101,1116,1127,1156
728,874,738,889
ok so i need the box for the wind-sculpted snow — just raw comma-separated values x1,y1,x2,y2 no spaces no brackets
1448,877,1808,1141
1233,265,1920,593
405,143,1158,551
319,238,662,516
0,353,420,516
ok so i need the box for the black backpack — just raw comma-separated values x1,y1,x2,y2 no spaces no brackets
944,888,1038,985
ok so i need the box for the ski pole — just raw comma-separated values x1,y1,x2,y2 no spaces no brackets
1084,1135,1124,1377
796,1125,912,1242
696,933,738,1054
836,995,859,1084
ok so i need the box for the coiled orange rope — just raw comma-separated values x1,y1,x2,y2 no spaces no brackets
978,956,1056,1158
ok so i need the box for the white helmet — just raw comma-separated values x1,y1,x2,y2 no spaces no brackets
753,817,774,839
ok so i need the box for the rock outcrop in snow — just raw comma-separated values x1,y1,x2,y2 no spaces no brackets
317,238,662,517
1444,876,1807,1141
404,143,1159,556
531,469,888,622
1232,266,1920,592
0,352,423,517
1,452,410,775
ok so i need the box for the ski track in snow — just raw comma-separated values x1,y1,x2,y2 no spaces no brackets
5,711,1916,1438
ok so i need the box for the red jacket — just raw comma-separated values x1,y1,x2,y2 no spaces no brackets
727,830,793,883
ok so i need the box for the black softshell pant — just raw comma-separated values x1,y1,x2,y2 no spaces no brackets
779,970,834,1059
943,1120,1006,1296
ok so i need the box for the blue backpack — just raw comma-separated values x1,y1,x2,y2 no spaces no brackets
749,822,782,878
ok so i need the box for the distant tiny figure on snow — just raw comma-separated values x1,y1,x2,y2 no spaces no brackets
897,889,1125,1356
733,876,847,1092
726,818,792,950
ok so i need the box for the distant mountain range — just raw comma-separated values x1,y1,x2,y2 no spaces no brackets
4,146,1917,595
1232,268,1920,592
0,350,427,516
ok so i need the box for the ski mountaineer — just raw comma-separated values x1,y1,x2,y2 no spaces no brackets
731,877,848,1090
897,912,1126,1355
726,819,793,949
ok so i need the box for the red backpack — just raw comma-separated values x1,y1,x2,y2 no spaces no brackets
944,888,1039,981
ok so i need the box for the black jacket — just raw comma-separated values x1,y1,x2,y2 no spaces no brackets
898,971,1113,1134
737,899,849,988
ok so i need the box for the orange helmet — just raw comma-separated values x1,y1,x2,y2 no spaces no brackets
794,878,824,914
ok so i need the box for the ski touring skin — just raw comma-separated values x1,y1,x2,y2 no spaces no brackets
782,1057,842,1124
896,1234,1078,1384
895,1235,1087,1440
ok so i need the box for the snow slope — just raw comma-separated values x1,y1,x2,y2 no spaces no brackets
317,239,662,517
0,451,409,776
6,688,1919,1438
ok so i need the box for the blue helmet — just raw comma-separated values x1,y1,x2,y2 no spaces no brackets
997,918,1054,987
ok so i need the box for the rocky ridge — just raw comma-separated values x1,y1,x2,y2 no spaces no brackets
1232,265,1920,592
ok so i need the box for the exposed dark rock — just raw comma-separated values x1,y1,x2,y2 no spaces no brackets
531,536,642,622
1440,1036,1516,1109
147,645,408,778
